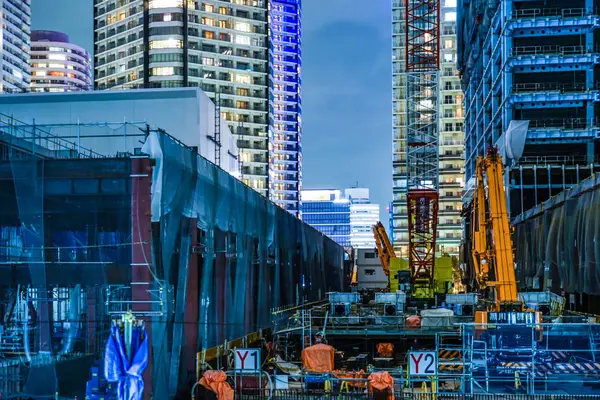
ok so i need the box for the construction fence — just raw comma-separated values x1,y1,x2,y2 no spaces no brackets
232,391,600,400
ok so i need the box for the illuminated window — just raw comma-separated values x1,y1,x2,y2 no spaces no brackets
218,20,228,28
204,4,214,12
203,31,215,39
219,7,228,15
49,54,66,61
237,88,249,96
444,12,456,21
48,63,64,68
118,12,126,21
202,17,215,26
33,71,46,76
235,22,250,32
149,0,183,8
444,39,453,49
235,74,250,84
48,71,65,77
235,35,250,45
202,57,214,66
164,13,172,22
149,39,183,49
152,66,175,76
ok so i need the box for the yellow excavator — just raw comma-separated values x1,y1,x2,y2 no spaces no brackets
371,222,456,298
470,146,540,324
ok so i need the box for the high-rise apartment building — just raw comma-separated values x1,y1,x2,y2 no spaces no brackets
391,0,464,256
301,189,351,247
437,0,464,256
457,0,600,218
93,0,301,214
30,31,92,92
0,0,31,93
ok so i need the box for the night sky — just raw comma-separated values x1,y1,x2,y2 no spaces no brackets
31,0,392,222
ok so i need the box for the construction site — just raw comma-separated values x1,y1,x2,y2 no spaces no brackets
1,0,600,398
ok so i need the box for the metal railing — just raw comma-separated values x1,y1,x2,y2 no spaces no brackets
512,82,594,93
528,117,598,129
511,45,593,57
512,7,590,19
233,388,600,399
518,154,598,165
0,113,105,159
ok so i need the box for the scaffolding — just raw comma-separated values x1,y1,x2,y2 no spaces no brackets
405,0,441,293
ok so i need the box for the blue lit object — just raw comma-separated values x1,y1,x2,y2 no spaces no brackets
104,324,148,400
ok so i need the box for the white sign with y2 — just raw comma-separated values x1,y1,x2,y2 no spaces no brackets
408,351,437,376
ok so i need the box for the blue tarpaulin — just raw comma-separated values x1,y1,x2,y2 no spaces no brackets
104,324,149,400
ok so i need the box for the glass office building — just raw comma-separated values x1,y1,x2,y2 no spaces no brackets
301,190,351,247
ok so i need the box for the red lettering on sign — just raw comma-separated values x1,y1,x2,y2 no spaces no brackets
237,350,248,368
410,353,423,373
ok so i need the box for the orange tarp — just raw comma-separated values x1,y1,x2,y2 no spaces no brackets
405,315,421,328
377,343,394,358
301,343,335,372
368,371,395,400
332,369,367,388
199,370,234,400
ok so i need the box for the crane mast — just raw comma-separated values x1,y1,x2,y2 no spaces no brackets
405,0,441,298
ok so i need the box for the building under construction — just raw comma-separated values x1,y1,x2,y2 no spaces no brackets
0,112,345,398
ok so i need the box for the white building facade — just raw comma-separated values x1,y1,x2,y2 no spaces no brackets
345,188,379,249
30,30,92,92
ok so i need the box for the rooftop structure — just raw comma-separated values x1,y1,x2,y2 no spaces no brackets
30,30,92,92
0,88,239,176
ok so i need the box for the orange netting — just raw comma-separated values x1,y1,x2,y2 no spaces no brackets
377,343,394,358
199,370,234,400
332,369,368,388
368,371,395,400
301,343,335,372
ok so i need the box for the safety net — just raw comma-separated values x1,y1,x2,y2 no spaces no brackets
0,114,345,398
513,173,600,295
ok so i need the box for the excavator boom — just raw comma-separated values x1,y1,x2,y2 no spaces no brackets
471,147,520,311
373,222,392,281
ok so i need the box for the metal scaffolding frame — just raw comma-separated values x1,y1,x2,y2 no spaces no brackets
405,0,441,291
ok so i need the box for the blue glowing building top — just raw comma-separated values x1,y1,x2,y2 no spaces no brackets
268,0,302,216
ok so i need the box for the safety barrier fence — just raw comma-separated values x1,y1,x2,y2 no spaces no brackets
233,391,600,399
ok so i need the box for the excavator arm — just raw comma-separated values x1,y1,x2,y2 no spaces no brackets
373,222,392,280
471,147,521,312
471,155,489,289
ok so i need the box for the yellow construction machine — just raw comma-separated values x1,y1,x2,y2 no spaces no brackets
371,222,456,298
469,146,541,324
